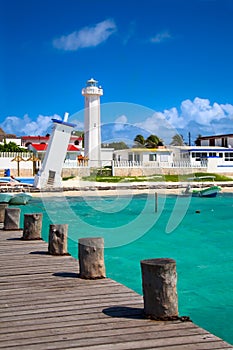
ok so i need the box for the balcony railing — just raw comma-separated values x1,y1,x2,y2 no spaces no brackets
113,160,208,168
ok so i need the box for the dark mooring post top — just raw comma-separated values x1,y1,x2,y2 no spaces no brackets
141,258,176,266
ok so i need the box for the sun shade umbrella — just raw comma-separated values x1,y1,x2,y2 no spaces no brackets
26,155,40,175
11,155,26,176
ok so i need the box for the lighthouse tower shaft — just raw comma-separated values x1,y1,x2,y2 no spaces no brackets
34,117,76,189
82,79,103,168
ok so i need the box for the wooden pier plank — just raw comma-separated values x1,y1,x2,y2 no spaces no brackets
0,230,232,350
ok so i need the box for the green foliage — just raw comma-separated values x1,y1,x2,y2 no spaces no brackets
0,141,26,152
72,130,83,136
81,172,233,183
62,175,76,181
102,142,129,150
170,134,184,146
145,135,161,148
192,172,232,181
134,134,146,147
133,134,164,148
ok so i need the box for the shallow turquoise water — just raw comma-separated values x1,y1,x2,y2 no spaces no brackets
18,192,233,345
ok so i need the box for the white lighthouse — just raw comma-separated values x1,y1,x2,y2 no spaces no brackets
34,114,76,189
82,78,103,168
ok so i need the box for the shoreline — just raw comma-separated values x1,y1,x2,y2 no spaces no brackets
30,180,233,197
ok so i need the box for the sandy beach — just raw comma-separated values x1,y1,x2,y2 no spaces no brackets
30,178,233,197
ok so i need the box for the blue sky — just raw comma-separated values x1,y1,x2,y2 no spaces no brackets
1,0,233,144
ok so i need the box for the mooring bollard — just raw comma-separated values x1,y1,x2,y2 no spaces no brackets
0,204,8,229
78,237,106,279
4,208,21,230
140,258,178,320
155,192,158,213
22,213,43,240
48,224,68,255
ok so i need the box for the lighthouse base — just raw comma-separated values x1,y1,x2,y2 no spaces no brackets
34,170,62,189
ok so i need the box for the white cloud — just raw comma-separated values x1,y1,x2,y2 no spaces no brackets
0,114,61,136
150,31,171,44
113,115,128,131
2,98,233,143
136,97,233,141
53,19,117,51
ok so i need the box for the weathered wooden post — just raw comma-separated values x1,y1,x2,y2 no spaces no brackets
155,192,158,213
140,258,178,320
4,208,21,230
48,224,68,255
78,237,106,279
0,204,8,229
22,213,43,240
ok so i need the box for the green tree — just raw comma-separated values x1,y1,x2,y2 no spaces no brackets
170,134,184,146
145,135,163,148
102,141,129,150
195,134,202,146
134,134,146,147
0,141,26,152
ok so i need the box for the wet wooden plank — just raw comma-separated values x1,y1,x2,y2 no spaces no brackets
0,230,232,350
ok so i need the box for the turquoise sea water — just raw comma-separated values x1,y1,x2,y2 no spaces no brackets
18,192,233,345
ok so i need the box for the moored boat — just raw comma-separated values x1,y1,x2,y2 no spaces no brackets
9,192,32,205
183,176,222,198
0,192,14,203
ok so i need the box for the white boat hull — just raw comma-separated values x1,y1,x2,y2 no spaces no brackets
9,193,32,205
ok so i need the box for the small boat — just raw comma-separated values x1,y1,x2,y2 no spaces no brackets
9,192,32,205
183,176,222,198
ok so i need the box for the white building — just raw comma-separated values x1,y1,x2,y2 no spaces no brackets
196,133,233,148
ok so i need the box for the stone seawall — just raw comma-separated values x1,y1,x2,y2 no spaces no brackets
113,167,208,177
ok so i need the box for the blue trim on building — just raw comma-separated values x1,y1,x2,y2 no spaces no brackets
52,119,76,128
188,149,233,152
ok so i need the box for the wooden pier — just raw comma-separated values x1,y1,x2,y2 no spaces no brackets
0,230,232,350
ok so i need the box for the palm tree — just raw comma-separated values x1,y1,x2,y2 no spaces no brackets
170,134,184,146
134,134,145,147
145,135,163,148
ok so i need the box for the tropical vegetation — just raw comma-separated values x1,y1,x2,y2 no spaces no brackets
0,141,27,152
170,134,185,146
133,134,163,148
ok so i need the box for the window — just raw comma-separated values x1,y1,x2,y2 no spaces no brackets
209,139,215,146
128,154,133,161
128,153,140,162
209,152,216,157
191,152,209,161
219,153,223,158
149,154,157,161
225,152,233,161
222,138,227,147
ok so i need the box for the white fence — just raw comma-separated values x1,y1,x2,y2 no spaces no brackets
0,152,32,158
0,152,34,176
63,160,89,168
113,160,208,168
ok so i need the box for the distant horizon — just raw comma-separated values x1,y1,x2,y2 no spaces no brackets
1,0,233,143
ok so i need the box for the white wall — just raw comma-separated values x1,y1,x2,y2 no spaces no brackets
100,148,114,166
0,152,33,176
